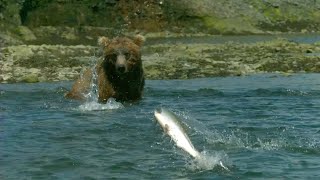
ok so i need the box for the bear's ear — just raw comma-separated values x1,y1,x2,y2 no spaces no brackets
133,34,145,47
98,36,109,47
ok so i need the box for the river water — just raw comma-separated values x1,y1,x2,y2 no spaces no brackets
1,73,320,179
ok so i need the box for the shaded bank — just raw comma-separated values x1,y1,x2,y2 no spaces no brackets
1,0,320,46
1,38,319,83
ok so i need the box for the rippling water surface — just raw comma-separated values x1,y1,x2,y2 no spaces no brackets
1,74,320,179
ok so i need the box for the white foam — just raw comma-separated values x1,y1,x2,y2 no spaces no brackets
187,150,230,171
79,98,124,111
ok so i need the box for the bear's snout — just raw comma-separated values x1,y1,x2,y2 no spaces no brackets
116,54,128,74
116,64,126,73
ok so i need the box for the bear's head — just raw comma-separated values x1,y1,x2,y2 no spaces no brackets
98,35,145,76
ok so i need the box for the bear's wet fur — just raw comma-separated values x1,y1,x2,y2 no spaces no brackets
65,35,145,103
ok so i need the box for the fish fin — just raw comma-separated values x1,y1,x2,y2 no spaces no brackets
164,124,170,133
219,161,230,171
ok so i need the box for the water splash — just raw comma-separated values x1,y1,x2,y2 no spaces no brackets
83,56,99,102
78,56,124,111
188,150,230,171
164,109,231,171
79,98,124,111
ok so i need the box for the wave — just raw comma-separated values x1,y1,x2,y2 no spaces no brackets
144,87,224,98
0,86,69,98
203,126,320,155
244,88,320,97
144,87,320,99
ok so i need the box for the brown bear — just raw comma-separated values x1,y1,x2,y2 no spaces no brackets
65,35,145,103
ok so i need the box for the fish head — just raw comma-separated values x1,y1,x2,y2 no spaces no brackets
155,108,177,133
154,107,166,128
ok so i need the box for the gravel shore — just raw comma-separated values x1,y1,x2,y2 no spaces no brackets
1,38,319,83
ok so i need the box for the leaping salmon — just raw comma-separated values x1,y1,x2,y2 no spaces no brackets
154,107,230,171
154,107,200,158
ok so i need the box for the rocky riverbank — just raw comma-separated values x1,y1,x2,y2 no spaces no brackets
0,45,96,83
1,1,320,83
143,38,320,79
1,37,319,83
